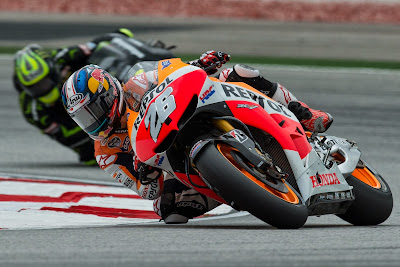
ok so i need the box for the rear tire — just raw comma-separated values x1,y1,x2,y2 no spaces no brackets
337,161,393,226
194,143,308,229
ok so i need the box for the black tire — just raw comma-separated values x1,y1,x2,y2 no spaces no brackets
337,162,393,226
194,142,308,229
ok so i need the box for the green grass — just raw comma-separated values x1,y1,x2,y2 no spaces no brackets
0,47,20,54
2,46,400,70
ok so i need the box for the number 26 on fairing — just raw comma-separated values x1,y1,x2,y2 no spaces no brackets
144,86,176,142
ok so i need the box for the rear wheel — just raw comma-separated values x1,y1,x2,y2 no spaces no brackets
194,143,308,229
337,160,393,225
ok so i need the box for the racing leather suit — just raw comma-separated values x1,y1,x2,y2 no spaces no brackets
14,44,97,165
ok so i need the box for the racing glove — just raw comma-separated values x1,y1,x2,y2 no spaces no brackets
134,156,163,185
191,51,231,75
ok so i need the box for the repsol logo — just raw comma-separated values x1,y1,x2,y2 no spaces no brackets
221,84,291,117
221,84,261,103
148,180,159,199
134,77,174,130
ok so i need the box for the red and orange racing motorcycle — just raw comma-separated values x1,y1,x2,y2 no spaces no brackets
127,58,393,229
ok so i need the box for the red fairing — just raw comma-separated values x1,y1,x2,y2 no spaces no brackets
135,69,207,162
226,100,312,159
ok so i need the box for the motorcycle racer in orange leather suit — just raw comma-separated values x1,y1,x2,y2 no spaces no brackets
61,51,333,223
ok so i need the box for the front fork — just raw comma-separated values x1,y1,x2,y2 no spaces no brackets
207,118,287,181
211,118,235,133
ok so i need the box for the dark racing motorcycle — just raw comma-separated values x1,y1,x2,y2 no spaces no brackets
89,34,175,81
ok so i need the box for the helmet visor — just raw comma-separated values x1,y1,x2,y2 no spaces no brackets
70,94,117,140
70,98,109,140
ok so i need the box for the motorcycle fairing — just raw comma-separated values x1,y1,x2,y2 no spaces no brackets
294,149,353,201
128,59,353,206
209,80,312,160
130,61,208,162
206,80,352,202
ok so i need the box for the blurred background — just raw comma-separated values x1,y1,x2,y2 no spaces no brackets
1,0,400,63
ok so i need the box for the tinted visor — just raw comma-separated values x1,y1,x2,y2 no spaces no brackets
26,76,57,98
70,94,115,140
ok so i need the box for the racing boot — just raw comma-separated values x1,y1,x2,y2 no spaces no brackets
153,178,218,224
288,101,333,133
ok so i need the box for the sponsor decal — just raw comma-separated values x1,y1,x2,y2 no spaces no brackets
120,136,131,152
107,136,121,148
154,155,165,166
123,177,135,189
140,179,159,199
96,154,116,169
161,60,171,70
141,185,148,198
114,172,123,182
221,84,292,117
309,173,340,188
67,93,83,108
229,129,248,143
199,86,215,103
148,181,159,199
221,84,265,107
189,140,206,159
91,68,105,83
236,104,258,110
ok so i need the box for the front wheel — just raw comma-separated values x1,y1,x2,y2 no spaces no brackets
337,161,393,226
194,143,308,229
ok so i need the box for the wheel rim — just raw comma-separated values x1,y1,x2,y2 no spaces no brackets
331,153,382,189
217,143,300,204
352,166,381,189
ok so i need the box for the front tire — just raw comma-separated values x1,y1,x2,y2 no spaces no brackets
337,161,393,226
194,143,308,229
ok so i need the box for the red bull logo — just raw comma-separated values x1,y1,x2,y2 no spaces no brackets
91,68,105,82
88,69,109,94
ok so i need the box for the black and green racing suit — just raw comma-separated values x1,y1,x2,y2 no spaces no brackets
16,44,97,165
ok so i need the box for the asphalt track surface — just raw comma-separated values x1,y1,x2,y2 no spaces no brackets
1,14,400,266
